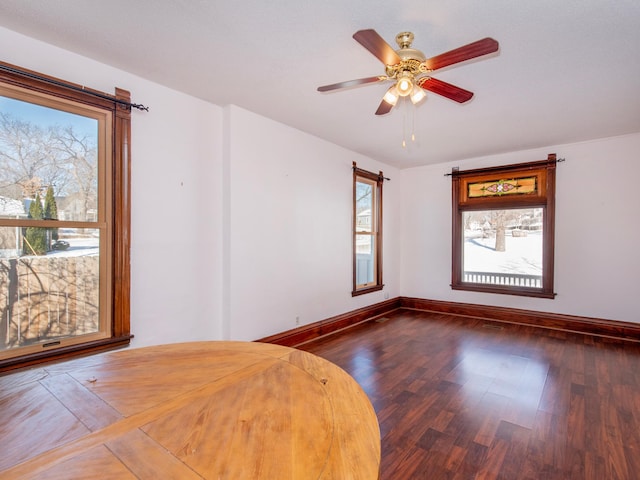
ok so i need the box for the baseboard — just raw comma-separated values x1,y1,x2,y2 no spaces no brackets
400,297,640,342
257,297,402,347
258,296,640,348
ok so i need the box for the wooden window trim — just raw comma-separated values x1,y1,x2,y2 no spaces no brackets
451,155,557,299
0,62,131,373
352,165,384,296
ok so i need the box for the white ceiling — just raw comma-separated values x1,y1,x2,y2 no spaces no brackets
0,0,639,169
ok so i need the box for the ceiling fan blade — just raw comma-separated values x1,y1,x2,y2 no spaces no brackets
375,98,394,115
317,76,386,92
353,29,402,66
418,77,474,103
423,37,499,71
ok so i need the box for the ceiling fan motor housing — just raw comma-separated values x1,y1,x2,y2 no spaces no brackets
386,32,428,79
395,32,427,61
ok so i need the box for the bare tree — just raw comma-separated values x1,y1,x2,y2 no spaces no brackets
493,210,507,252
465,208,538,252
0,113,69,197
0,112,97,221
51,126,97,221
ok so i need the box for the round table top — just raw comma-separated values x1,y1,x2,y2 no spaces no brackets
0,341,380,479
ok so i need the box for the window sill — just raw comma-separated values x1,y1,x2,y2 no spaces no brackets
451,283,556,299
352,285,384,297
0,335,134,374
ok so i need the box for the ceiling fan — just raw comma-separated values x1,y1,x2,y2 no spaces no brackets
318,29,499,115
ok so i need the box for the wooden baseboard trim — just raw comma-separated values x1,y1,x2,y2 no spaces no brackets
259,296,640,348
400,297,640,342
257,297,402,347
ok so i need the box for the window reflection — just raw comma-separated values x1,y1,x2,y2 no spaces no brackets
452,342,549,417
349,344,380,397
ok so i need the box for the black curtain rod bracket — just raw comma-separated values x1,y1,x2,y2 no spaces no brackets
0,64,150,112
352,162,391,181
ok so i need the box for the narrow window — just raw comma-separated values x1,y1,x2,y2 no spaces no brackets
451,155,557,298
0,62,131,371
353,163,384,296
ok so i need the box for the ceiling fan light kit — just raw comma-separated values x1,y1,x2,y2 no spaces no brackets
410,85,426,104
396,71,414,96
383,86,399,106
318,29,499,116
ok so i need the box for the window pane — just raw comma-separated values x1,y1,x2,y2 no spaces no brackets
356,180,373,232
0,227,101,352
355,234,375,286
0,95,99,222
462,208,543,288
353,167,383,296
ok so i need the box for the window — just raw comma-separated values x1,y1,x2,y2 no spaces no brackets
353,163,384,295
451,155,557,298
0,62,131,371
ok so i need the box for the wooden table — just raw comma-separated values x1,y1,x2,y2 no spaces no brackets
0,341,380,479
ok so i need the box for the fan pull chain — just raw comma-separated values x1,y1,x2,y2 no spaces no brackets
402,99,407,148
411,104,416,143
401,99,417,149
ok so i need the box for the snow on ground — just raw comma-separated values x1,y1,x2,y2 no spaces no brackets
463,231,542,275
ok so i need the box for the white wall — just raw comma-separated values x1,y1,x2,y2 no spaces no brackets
223,106,400,340
0,27,225,347
1,26,401,346
400,133,640,323
4,24,637,349
128,84,223,346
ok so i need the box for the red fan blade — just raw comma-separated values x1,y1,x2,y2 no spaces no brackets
375,98,394,115
423,37,499,71
417,77,474,103
317,76,386,92
353,29,401,66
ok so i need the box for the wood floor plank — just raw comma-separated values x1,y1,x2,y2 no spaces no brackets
299,309,640,479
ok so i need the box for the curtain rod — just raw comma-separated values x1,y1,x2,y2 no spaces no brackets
444,155,565,177
0,64,149,112
352,162,391,181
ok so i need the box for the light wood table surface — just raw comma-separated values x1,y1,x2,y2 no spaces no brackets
0,341,380,479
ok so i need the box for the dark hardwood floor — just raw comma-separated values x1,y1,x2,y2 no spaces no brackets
298,309,640,479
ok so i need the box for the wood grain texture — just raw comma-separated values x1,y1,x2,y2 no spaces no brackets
258,297,401,347
401,297,640,342
261,297,640,350
0,341,380,479
0,381,90,471
299,309,640,479
27,445,137,480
